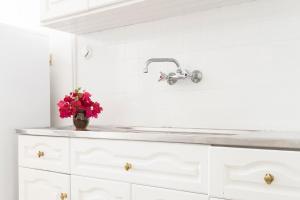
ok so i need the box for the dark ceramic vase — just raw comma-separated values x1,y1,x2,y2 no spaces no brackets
73,110,89,131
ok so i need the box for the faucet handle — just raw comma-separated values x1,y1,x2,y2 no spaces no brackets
167,73,178,85
191,70,203,83
183,69,191,77
158,72,167,82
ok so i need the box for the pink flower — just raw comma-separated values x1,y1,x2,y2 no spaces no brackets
57,88,103,119
63,95,73,103
92,102,103,118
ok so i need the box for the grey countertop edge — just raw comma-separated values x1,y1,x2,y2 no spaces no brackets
16,128,300,151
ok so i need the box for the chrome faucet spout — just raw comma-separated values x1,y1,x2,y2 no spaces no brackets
143,57,202,85
144,58,181,73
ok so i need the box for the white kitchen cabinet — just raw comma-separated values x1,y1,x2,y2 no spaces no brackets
71,175,130,200
41,0,254,33
41,0,88,21
19,168,70,200
19,135,70,173
71,138,209,193
132,185,208,200
18,131,300,200
210,147,300,200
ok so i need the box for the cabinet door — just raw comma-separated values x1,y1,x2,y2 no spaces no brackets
132,185,208,200
19,168,70,200
71,175,130,200
89,0,128,9
41,0,88,21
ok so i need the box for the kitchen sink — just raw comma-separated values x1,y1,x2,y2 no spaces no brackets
115,126,257,135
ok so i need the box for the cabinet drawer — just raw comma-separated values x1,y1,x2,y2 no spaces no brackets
210,147,300,200
71,139,208,194
19,135,69,173
19,167,70,200
71,175,130,200
132,185,208,200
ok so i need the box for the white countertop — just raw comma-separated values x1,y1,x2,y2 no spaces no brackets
16,126,300,150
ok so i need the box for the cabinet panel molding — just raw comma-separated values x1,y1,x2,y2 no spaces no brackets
89,0,131,9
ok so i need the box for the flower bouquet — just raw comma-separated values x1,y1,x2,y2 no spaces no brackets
57,88,103,130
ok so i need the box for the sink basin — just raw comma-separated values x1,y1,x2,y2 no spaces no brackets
116,126,256,135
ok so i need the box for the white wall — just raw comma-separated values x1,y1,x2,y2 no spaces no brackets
0,0,75,127
53,0,300,131
0,24,50,200
0,0,41,31
0,2,75,199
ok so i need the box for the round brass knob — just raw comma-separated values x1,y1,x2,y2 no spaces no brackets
124,162,132,171
264,173,274,185
37,151,45,158
60,193,67,200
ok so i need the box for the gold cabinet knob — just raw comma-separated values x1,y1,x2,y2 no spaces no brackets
124,162,133,171
264,173,274,185
60,193,67,200
37,151,45,158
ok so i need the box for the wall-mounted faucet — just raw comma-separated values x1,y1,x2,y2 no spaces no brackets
144,58,182,74
144,58,202,85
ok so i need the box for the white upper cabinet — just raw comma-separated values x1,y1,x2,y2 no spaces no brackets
41,0,88,21
40,0,254,34
89,0,130,10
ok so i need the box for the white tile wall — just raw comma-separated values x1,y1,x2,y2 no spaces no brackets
66,0,300,130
